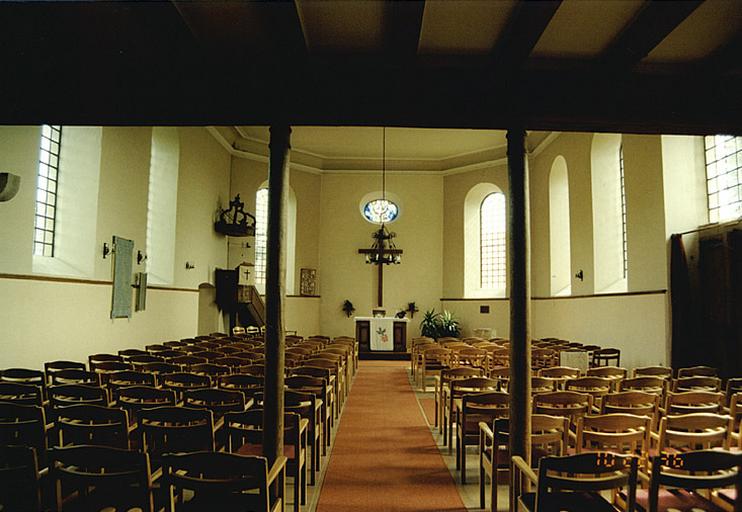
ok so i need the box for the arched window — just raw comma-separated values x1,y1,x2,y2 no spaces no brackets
591,133,627,293
146,127,179,285
549,155,571,296
254,185,297,294
480,192,506,290
464,182,507,298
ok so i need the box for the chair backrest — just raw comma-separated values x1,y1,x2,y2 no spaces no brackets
619,376,666,396
0,381,44,406
0,402,47,465
91,361,133,384
190,363,231,378
88,354,124,370
49,368,100,386
49,445,153,512
677,365,718,378
493,415,570,466
565,376,612,400
118,385,177,424
632,366,672,379
168,355,207,368
0,445,42,512
601,391,660,425
0,369,46,397
534,452,638,512
533,391,594,425
183,388,246,417
658,413,732,451
56,404,130,449
576,413,651,456
48,384,109,409
44,361,86,385
161,451,286,512
586,366,627,380
119,349,149,360
538,366,581,380
225,409,302,454
161,372,212,398
107,370,157,400
673,376,722,392
460,391,510,435
129,355,166,367
140,406,215,459
648,450,742,512
532,376,558,394
726,379,742,404
665,390,724,414
450,377,500,399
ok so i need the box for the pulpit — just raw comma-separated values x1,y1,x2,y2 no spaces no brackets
355,317,408,352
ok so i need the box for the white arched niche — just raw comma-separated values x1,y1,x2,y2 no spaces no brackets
255,180,297,295
464,182,507,298
591,133,627,293
549,155,571,296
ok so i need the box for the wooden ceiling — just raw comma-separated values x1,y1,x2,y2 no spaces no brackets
0,0,740,134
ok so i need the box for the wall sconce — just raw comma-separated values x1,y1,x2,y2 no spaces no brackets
137,250,147,265
185,261,196,270
102,242,111,259
575,269,584,281
0,172,21,202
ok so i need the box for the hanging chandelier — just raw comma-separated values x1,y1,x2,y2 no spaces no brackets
359,127,402,266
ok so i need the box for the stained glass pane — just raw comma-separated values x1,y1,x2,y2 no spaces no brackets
362,199,399,224
480,192,506,290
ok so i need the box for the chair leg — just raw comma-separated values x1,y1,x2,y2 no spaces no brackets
479,460,486,509
491,468,498,512
461,437,467,484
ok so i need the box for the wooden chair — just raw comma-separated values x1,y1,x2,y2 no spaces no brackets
645,450,742,512
532,348,558,370
163,340,188,349
437,367,484,430
190,362,231,379
512,452,639,512
488,365,511,390
0,368,46,399
532,376,558,395
168,355,208,368
292,366,335,431
416,347,452,391
145,343,172,353
633,366,672,379
304,358,343,415
226,409,307,512
665,390,725,415
479,415,569,511
195,350,226,361
445,376,499,448
161,451,286,512
538,366,581,390
586,366,628,391
575,413,651,468
155,349,185,360
602,391,661,429
56,404,130,449
592,348,621,367
566,376,612,410
49,445,153,512
128,354,166,368
620,376,667,397
91,360,133,385
139,406,215,467
214,356,253,372
183,388,247,419
677,365,718,378
118,348,149,360
283,390,322,484
87,353,124,371
0,402,47,468
455,391,509,483
0,382,44,406
48,384,108,409
657,413,732,453
43,361,86,386
161,372,211,399
455,347,489,371
0,445,42,511
118,385,177,427
106,369,156,401
533,391,594,428
49,368,100,386
218,373,264,399
673,376,722,392
285,375,331,457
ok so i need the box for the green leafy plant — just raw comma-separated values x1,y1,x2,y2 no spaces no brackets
419,309,461,339
420,309,439,338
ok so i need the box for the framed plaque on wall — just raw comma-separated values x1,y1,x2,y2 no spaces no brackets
300,268,317,296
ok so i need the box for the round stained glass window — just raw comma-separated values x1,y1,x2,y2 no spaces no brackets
362,199,399,224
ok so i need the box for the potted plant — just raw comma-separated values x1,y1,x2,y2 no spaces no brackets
439,310,461,338
420,309,440,338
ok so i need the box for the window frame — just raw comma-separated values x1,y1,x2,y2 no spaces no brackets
33,124,62,257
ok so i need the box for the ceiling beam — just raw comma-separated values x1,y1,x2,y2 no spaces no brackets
384,0,425,59
699,33,742,76
599,0,703,71
491,0,561,76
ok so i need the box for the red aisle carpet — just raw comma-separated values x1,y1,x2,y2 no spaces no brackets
315,361,467,512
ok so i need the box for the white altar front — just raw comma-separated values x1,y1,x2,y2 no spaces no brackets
354,316,408,351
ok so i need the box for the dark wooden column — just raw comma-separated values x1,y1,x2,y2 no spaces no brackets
263,125,290,464
507,128,532,482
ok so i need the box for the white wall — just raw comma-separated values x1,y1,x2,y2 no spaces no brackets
0,126,231,369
